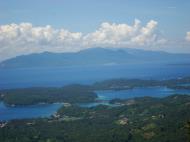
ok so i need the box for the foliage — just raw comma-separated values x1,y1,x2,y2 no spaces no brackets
0,85,97,105
0,95,190,142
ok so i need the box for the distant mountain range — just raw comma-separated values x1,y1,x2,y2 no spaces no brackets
0,47,190,68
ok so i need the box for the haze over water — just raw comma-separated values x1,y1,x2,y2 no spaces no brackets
1,63,190,89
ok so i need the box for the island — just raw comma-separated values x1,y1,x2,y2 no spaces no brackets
0,84,97,106
1,77,190,106
0,94,190,142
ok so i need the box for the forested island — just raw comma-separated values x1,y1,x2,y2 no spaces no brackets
0,77,190,141
1,0,190,141
0,95,190,142
1,77,190,106
0,85,97,106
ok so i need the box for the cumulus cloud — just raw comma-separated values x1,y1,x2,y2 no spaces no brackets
0,20,165,61
83,19,165,47
186,32,190,42
0,23,83,61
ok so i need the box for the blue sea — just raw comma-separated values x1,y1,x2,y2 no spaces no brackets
0,102,63,121
0,63,190,89
0,63,190,121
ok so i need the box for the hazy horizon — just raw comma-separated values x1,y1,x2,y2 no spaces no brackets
0,0,190,61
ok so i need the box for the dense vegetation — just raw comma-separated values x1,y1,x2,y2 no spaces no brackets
92,77,190,90
0,77,190,106
0,77,190,141
0,95,190,142
0,85,97,105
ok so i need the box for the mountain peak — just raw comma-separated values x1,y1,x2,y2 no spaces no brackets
0,48,189,69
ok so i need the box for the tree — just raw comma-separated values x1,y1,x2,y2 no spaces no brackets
186,121,190,142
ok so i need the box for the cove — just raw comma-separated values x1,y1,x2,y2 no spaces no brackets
1,86,190,120
80,86,190,108
0,102,63,121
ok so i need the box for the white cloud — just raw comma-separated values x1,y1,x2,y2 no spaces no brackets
0,20,166,61
0,23,83,61
186,32,190,42
83,19,165,47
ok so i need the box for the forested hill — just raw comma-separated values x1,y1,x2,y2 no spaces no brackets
0,94,190,142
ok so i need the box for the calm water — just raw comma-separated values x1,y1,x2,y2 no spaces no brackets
0,63,190,120
1,64,190,89
79,86,190,107
178,83,190,87
96,87,190,101
1,86,190,120
0,102,63,121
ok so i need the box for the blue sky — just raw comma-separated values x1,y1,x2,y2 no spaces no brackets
0,0,190,60
0,0,189,37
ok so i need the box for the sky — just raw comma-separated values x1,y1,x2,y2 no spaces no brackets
0,0,190,61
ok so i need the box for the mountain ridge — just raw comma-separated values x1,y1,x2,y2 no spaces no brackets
0,47,190,69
